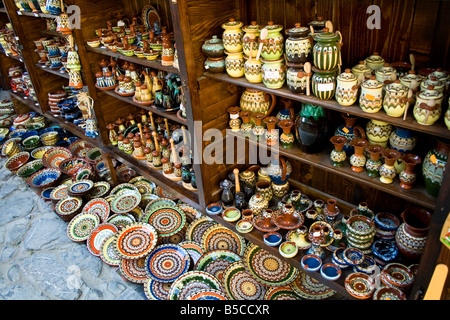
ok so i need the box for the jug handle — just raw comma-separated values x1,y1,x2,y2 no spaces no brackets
247,165,261,173
280,157,287,182
264,93,277,116
353,125,366,140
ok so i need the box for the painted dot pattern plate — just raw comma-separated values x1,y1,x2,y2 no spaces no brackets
144,277,172,300
186,216,217,244
110,190,141,214
177,204,202,223
168,270,222,301
195,249,242,283
67,212,100,242
56,196,82,218
264,286,302,300
89,181,111,198
145,244,190,283
99,234,121,266
107,213,136,230
290,272,336,300
243,243,299,287
86,223,118,256
143,205,186,238
114,222,158,259
50,184,68,201
145,198,176,212
130,176,156,195
201,224,246,256
179,241,204,266
222,261,266,300
119,256,148,284
186,289,228,300
82,198,110,222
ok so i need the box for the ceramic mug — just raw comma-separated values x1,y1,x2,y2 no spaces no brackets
256,179,273,202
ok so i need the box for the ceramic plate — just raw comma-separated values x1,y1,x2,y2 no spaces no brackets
179,241,204,265
186,289,228,300
66,212,101,242
142,205,186,238
107,213,136,230
222,261,266,300
82,198,110,222
201,224,246,256
168,270,222,300
114,222,158,259
285,228,312,250
50,184,69,201
143,277,172,300
195,249,242,282
156,186,177,200
69,179,94,195
243,243,299,287
144,244,190,283
89,181,111,198
110,189,142,214
55,196,83,219
177,204,203,223
99,234,121,266
110,183,140,196
185,216,217,244
145,198,176,212
42,147,72,169
264,286,302,300
142,4,161,30
290,272,336,300
119,256,148,284
130,176,156,195
86,223,118,256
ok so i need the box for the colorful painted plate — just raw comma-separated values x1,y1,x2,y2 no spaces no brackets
119,256,148,284
185,216,217,244
55,196,83,221
142,4,161,30
145,198,176,212
86,223,118,256
168,270,222,301
50,184,69,201
222,261,266,300
201,224,246,256
68,179,94,196
344,272,375,299
144,244,190,283
42,147,72,169
143,277,172,300
110,183,140,197
195,249,242,283
186,289,228,300
178,204,202,223
290,272,336,300
130,176,156,195
242,243,299,287
107,213,136,230
82,198,110,222
66,212,101,242
110,189,142,214
142,205,186,238
68,139,94,157
128,205,144,222
156,186,177,200
114,222,158,259
89,181,111,198
99,234,121,266
264,286,302,300
179,241,204,266
139,193,160,210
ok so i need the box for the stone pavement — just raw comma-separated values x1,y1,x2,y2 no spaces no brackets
0,157,146,300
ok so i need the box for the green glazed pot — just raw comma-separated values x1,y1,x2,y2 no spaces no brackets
311,66,337,100
313,29,341,71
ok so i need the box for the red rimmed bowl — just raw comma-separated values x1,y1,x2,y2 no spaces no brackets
42,147,72,169
58,157,89,175
27,168,61,189
5,151,30,173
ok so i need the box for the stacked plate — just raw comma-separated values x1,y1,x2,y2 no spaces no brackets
109,183,142,214
345,215,376,254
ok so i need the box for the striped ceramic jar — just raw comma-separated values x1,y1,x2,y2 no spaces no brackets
311,67,337,100
312,29,341,71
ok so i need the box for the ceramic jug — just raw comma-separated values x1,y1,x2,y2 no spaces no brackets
285,23,312,64
221,18,243,53
336,69,359,106
359,76,383,113
335,113,366,156
383,80,409,117
239,88,276,117
312,28,342,71
295,103,329,153
260,21,284,61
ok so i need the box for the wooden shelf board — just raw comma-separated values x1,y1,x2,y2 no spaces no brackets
100,89,185,125
204,72,450,141
229,131,437,210
86,46,180,75
9,90,41,113
16,10,58,19
40,29,67,38
2,52,24,62
34,63,70,79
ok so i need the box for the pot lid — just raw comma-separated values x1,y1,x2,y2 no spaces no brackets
243,21,261,32
375,63,396,76
264,21,283,31
362,76,383,89
420,77,445,90
308,16,326,28
313,28,339,42
385,80,408,94
338,69,358,81
417,88,443,99
366,52,384,63
399,70,422,83
286,23,309,37
428,68,449,81
222,18,243,29
205,35,223,44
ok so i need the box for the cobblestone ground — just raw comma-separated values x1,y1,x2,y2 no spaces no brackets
0,157,146,300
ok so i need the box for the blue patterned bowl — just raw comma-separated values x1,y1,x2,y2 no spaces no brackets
320,263,342,281
374,212,400,232
27,168,61,189
68,179,94,197
371,240,399,265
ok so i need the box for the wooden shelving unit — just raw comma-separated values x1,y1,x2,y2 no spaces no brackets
34,63,70,79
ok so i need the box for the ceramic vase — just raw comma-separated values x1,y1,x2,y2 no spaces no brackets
360,76,383,113
365,144,384,177
242,21,260,58
260,21,284,61
379,148,401,184
312,28,341,71
264,116,279,146
350,138,369,172
383,80,409,117
267,156,292,186
399,153,421,190
252,112,265,140
286,63,308,94
285,23,312,64
336,69,359,106
335,113,366,156
239,110,253,135
279,119,295,149
221,19,243,53
227,106,241,132
225,50,244,78
330,135,347,167
311,66,337,100
261,58,286,89
395,206,432,261
244,55,263,83
295,103,329,153
413,88,443,126
422,139,449,197
365,119,393,147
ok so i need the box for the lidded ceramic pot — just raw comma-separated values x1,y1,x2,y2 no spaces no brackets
224,50,244,78
260,21,284,61
336,69,359,106
204,56,225,74
202,35,225,58
359,76,384,113
244,54,263,83
242,21,261,58
285,23,312,64
428,68,449,90
286,63,308,94
261,57,286,89
365,52,385,71
420,76,446,94
375,63,397,85
308,17,327,34
312,28,342,71
352,60,372,80
413,86,443,126
311,66,338,100
383,80,409,117
221,18,244,53
399,70,422,91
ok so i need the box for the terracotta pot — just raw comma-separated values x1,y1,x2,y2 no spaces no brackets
399,153,421,190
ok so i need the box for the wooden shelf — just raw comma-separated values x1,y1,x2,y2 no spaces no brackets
9,90,41,113
15,10,58,19
34,63,70,79
99,88,185,125
229,131,436,210
0,8,7,14
2,52,24,62
40,29,67,38
204,72,450,141
86,46,180,75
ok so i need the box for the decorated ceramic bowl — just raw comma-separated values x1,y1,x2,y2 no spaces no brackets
87,38,101,48
320,263,342,281
144,50,160,60
5,151,30,173
206,202,223,215
58,157,89,175
331,247,350,269
40,187,55,201
42,147,72,169
1,139,21,158
27,168,61,189
301,254,322,272
373,286,406,300
235,219,253,234
20,130,38,142
380,263,415,291
55,196,84,222
342,247,365,266
223,207,241,222
22,135,41,150
344,272,375,299
40,131,59,146
16,159,44,178
371,240,398,265
279,241,298,258
30,146,53,159
263,232,282,247
353,255,377,275
68,179,94,197
374,212,400,231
